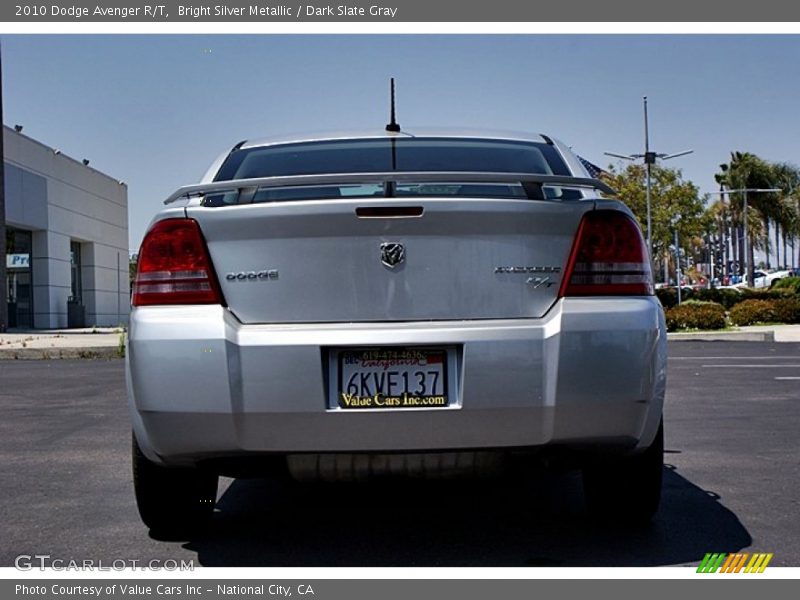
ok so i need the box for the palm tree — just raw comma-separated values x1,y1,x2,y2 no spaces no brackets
703,198,731,282
715,162,741,277
772,162,800,268
781,199,800,268
720,152,780,273
772,163,800,265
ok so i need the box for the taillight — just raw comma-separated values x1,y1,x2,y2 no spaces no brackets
132,218,223,306
559,210,654,297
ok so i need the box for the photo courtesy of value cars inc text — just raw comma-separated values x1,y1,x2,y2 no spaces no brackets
15,584,315,597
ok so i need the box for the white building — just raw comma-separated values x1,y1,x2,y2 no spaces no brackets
3,126,129,329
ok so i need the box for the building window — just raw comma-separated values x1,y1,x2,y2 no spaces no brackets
5,227,33,329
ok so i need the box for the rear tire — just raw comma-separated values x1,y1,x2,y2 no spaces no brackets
582,420,663,524
132,433,218,535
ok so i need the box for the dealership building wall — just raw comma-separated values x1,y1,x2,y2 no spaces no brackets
3,126,129,329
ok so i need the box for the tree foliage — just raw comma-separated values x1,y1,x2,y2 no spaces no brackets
601,151,800,286
715,153,800,269
601,164,707,262
129,255,138,287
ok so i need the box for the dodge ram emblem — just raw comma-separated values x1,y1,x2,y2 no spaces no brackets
380,242,405,268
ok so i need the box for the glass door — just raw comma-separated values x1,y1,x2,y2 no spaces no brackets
5,228,33,329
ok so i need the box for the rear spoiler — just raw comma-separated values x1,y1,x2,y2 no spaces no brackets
163,171,617,205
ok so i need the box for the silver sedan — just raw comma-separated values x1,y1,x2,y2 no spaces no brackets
127,130,667,534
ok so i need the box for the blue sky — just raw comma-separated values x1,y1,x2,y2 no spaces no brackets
3,34,800,251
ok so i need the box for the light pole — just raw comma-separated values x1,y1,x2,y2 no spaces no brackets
706,188,780,286
606,96,693,262
672,217,682,303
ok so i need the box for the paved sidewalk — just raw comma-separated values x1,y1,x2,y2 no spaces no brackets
668,324,800,342
0,327,124,359
1,323,799,359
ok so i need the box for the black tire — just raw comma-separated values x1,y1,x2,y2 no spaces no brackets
132,433,218,535
582,420,663,524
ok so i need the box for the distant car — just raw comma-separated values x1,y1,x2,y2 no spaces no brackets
753,269,792,288
127,129,667,533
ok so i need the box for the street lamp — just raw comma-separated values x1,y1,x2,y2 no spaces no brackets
606,96,693,260
706,188,781,286
671,216,683,303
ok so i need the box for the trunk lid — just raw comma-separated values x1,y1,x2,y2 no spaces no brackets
186,198,593,323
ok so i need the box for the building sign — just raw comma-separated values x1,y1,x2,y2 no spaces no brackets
6,254,30,269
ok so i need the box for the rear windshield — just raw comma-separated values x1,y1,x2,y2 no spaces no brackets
214,137,572,181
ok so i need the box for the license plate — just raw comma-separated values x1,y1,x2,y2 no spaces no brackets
335,348,449,409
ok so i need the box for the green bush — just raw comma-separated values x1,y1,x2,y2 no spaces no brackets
656,287,693,309
729,299,776,326
766,287,797,299
692,288,744,309
772,298,800,324
656,288,677,309
738,287,794,302
738,288,772,301
772,277,800,295
665,301,726,332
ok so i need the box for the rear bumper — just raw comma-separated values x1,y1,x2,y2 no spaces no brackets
127,298,666,466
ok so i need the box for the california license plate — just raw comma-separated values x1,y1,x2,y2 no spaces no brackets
334,348,450,409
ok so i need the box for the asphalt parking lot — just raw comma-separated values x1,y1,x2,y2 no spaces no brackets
1,341,798,567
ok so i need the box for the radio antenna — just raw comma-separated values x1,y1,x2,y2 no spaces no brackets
385,77,400,132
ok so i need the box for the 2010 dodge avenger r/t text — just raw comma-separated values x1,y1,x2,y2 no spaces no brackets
127,128,667,534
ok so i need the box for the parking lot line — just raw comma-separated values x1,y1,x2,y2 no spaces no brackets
670,356,800,360
702,364,800,368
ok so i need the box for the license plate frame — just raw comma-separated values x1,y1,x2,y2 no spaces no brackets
328,346,458,411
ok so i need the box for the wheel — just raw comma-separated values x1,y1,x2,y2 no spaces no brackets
582,420,663,524
132,433,218,535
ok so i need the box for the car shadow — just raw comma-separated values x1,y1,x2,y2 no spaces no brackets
177,462,751,567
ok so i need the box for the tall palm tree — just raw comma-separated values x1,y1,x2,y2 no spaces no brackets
722,152,780,272
781,198,800,268
703,198,731,281
772,162,800,268
715,161,741,276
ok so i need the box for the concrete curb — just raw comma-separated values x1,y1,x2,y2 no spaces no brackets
0,328,789,358
667,331,775,342
0,347,122,360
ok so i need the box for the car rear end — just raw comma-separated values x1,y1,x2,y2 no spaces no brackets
126,133,666,531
